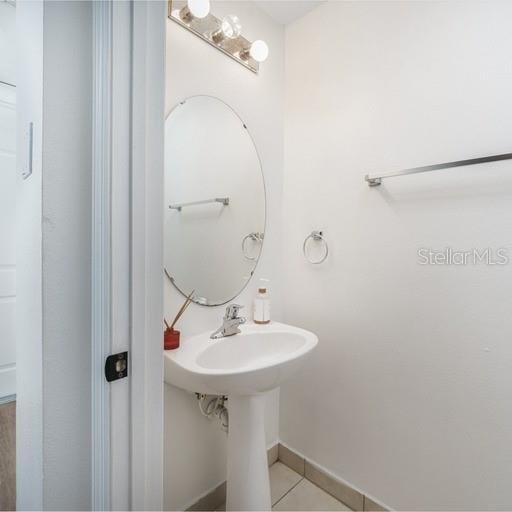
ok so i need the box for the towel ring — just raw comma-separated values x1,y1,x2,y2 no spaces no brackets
303,230,328,265
242,232,264,261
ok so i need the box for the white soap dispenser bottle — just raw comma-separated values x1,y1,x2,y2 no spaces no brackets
253,278,271,324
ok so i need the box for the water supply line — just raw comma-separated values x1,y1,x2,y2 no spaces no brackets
196,393,229,432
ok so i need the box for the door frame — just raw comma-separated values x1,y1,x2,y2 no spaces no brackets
0,80,17,403
91,1,166,509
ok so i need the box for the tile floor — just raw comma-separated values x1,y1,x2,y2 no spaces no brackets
218,462,351,511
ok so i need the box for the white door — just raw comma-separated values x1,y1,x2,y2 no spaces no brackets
0,81,16,402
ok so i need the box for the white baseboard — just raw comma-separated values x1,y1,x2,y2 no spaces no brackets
0,393,16,405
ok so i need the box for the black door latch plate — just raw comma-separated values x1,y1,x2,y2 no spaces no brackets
105,352,128,382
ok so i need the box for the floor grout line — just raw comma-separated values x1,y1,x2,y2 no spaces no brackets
275,459,357,511
272,476,305,509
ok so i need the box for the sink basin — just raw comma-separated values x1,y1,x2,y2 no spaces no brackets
164,321,317,511
164,321,318,396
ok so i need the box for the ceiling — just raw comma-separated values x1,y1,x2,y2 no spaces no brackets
254,1,324,25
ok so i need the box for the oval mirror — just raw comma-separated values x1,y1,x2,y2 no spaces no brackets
164,96,266,306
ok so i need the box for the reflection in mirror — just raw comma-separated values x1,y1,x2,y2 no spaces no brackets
164,96,266,306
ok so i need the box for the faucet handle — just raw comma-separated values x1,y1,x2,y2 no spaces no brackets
225,304,243,319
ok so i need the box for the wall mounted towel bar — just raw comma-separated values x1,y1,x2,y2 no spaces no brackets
169,197,230,211
365,152,512,187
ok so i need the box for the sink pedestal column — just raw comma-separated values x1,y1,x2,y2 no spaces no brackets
226,394,271,511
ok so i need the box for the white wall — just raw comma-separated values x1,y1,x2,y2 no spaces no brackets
280,1,512,510
16,1,44,508
17,2,92,509
164,2,284,509
41,2,92,509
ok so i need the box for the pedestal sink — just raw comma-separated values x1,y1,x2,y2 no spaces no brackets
164,322,318,511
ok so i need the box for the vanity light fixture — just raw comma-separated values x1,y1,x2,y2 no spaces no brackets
168,0,269,73
179,0,210,22
212,15,242,44
240,40,269,63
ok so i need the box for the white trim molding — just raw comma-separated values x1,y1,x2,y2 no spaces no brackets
130,2,166,509
92,1,166,509
91,2,113,510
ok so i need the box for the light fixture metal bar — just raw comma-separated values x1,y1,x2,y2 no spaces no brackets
168,0,259,74
365,152,512,187
169,197,230,211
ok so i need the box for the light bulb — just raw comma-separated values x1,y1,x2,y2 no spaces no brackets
221,15,242,39
249,40,269,63
187,0,210,19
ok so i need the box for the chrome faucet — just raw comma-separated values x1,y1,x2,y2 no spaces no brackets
210,304,246,339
